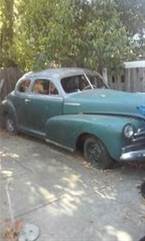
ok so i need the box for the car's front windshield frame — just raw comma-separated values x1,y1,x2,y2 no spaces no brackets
60,72,108,95
86,73,109,89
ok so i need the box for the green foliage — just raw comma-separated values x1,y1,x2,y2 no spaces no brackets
0,0,145,72
115,0,145,59
0,0,15,67
82,1,133,71
115,0,145,35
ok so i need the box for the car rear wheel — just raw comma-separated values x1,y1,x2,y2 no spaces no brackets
84,136,114,169
5,114,17,134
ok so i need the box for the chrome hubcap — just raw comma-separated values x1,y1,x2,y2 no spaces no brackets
87,142,102,165
6,119,14,133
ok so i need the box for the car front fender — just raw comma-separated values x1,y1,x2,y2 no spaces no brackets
45,114,141,160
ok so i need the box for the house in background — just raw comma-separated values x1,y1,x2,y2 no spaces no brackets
109,60,145,92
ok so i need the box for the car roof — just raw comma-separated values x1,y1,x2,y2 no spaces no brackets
22,67,96,80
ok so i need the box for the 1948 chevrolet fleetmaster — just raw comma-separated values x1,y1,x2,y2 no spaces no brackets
1,67,145,169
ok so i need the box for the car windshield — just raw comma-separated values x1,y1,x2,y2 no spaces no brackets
61,74,107,94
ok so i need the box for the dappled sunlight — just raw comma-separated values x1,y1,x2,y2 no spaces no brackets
62,174,82,189
23,178,83,217
105,226,132,241
0,130,145,240
60,193,81,215
19,173,87,217
22,180,59,207
93,188,116,200
48,173,87,216
30,173,85,217
1,170,13,178
0,150,20,160
38,186,56,202
32,152,40,157
47,191,83,217
93,184,117,200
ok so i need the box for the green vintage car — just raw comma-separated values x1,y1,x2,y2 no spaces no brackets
1,67,145,169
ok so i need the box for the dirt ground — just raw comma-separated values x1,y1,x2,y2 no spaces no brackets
0,129,145,241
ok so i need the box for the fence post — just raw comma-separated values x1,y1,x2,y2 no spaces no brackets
0,79,5,101
102,68,108,84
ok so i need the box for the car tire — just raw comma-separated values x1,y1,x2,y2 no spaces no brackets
84,136,114,169
5,114,17,134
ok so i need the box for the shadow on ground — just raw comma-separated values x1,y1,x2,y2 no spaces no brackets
0,129,145,241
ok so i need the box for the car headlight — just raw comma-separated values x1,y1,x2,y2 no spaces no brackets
123,124,135,139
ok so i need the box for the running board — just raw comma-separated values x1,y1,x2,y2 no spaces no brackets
45,138,74,152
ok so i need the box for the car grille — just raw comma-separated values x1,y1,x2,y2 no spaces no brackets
133,129,145,142
122,129,145,153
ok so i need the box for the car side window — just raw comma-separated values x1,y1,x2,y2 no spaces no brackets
18,79,31,93
61,75,89,93
32,79,59,95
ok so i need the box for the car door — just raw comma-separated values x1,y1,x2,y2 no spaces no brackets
23,78,63,134
12,78,32,128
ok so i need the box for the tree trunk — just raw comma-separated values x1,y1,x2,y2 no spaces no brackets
0,0,14,67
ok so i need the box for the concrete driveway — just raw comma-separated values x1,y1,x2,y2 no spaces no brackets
0,130,145,241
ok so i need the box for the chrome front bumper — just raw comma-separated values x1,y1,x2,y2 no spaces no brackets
120,149,145,161
120,128,145,162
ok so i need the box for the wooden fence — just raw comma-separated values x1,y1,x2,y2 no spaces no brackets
109,67,145,92
1,66,145,101
0,67,23,101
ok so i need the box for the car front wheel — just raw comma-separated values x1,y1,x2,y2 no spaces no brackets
84,136,114,169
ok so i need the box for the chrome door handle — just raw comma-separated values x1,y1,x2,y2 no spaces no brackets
25,98,31,104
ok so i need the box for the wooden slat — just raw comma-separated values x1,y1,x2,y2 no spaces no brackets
0,67,23,101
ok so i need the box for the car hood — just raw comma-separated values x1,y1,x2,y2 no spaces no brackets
64,89,145,119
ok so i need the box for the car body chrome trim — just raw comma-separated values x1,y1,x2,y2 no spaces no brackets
120,149,145,161
132,136,145,142
134,130,145,137
45,138,74,152
64,102,80,106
